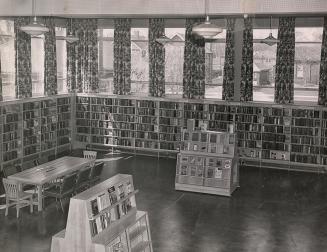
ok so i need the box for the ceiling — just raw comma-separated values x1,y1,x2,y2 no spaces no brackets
0,0,326,17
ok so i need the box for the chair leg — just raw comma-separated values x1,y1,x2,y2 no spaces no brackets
5,198,8,216
30,197,33,213
59,199,64,212
16,203,20,218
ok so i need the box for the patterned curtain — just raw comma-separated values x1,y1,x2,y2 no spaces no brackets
14,17,32,99
0,51,2,101
222,18,236,101
67,18,98,93
44,17,57,96
274,17,295,104
318,17,327,106
240,17,253,101
182,18,205,99
114,19,131,95
149,18,165,97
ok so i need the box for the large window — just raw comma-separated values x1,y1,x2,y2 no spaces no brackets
0,20,15,99
131,28,149,95
56,27,67,94
205,30,226,99
165,28,185,97
252,28,278,102
31,35,45,96
294,27,322,103
98,28,114,94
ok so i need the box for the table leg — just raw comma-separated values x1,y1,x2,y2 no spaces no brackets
37,185,43,212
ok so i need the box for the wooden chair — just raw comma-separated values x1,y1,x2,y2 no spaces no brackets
3,178,34,218
75,168,91,193
83,150,97,167
89,162,104,186
43,173,77,212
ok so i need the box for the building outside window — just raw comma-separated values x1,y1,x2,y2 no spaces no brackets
252,28,278,102
131,27,149,95
164,28,185,97
0,19,15,99
294,27,322,103
98,28,114,94
204,29,226,99
31,34,45,96
56,27,67,94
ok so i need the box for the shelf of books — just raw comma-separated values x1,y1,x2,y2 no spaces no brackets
176,124,239,196
51,174,152,252
0,95,73,172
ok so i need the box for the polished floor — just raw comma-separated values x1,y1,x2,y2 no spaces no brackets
1,152,327,252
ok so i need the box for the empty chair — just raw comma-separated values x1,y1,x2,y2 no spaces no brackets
43,173,77,212
89,162,104,186
75,167,91,193
3,166,18,178
83,150,97,167
3,178,34,218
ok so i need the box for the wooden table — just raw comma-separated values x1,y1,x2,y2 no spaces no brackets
8,156,91,212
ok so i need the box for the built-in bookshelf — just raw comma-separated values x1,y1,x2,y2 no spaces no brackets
0,95,73,172
51,174,152,252
176,125,239,196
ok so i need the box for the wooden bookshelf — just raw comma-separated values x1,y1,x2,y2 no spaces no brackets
176,127,239,196
51,174,152,252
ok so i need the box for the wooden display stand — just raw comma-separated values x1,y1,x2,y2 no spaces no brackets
175,126,239,196
51,174,152,252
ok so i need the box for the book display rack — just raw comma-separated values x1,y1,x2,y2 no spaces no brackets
175,126,239,196
51,174,152,252
0,95,73,171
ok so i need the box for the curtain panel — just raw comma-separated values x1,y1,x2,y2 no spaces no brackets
44,17,57,96
114,18,131,95
149,18,165,97
222,18,236,101
14,17,32,99
67,18,98,93
240,17,253,102
0,52,2,101
182,18,205,99
274,17,295,104
318,17,327,106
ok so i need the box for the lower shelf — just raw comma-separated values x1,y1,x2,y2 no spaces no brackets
175,182,238,197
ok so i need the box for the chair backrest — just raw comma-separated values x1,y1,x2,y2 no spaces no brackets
61,173,77,194
3,178,19,199
76,168,91,186
83,150,97,160
90,162,104,180
3,166,18,178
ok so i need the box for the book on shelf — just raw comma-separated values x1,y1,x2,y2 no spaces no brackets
117,183,125,200
108,186,118,204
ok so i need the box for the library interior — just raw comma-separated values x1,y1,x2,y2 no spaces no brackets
1,0,327,251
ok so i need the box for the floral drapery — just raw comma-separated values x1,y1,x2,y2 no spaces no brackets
44,17,57,96
67,18,98,93
14,17,32,98
182,18,205,99
318,17,327,106
114,19,131,95
149,18,165,97
222,18,236,101
274,17,295,104
240,17,253,102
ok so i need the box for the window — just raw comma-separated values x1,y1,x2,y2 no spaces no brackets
98,28,114,94
205,30,226,99
165,28,185,97
31,35,45,96
56,27,67,94
253,28,278,102
131,28,149,95
0,19,15,99
294,27,323,103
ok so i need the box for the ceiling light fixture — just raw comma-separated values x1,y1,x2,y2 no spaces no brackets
20,0,49,37
192,0,223,39
156,34,171,45
260,16,279,46
65,18,79,44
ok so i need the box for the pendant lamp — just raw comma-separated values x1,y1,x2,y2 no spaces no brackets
260,16,279,46
20,0,49,37
65,18,79,44
156,34,171,45
192,0,223,39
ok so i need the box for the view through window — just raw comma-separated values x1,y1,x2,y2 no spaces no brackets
31,35,45,96
56,27,67,94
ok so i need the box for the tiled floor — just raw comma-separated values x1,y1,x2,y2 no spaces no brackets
1,153,327,252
